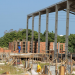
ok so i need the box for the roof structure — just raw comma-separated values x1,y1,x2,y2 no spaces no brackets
26,0,75,59
28,0,75,17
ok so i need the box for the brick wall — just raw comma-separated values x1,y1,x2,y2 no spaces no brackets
9,41,65,54
0,48,11,53
0,48,4,52
0,41,65,54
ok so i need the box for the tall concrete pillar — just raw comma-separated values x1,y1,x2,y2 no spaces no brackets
46,9,49,53
31,15,34,53
65,0,70,59
38,12,41,53
26,16,29,53
54,5,58,58
58,42,60,53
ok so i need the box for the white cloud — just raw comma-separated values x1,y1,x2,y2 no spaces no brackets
59,35,63,36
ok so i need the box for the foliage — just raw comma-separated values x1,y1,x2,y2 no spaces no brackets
0,29,75,53
57,35,65,43
68,47,74,53
68,34,75,53
60,44,63,50
0,29,55,47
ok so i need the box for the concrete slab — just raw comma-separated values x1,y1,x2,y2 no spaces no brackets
0,63,5,65
47,66,55,75
32,63,37,71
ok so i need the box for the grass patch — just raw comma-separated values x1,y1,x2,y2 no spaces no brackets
22,60,25,65
22,60,50,69
0,64,23,74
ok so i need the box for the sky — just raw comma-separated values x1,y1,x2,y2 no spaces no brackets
0,0,75,38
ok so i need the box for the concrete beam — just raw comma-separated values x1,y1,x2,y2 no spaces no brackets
65,0,70,59
38,12,41,53
31,15,34,53
26,16,29,53
46,9,49,53
54,5,58,58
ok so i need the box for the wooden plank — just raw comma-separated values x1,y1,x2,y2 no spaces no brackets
59,66,65,75
11,59,16,65
55,59,57,75
16,58,17,66
10,53,51,55
42,50,54,51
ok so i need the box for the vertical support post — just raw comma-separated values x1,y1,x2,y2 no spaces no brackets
71,54,72,73
55,59,57,75
20,58,21,64
65,0,70,59
54,5,58,58
61,51,62,62
58,42,60,53
24,59,26,71
38,12,41,53
16,58,17,66
26,16,29,53
31,15,34,53
52,52,54,65
46,9,49,53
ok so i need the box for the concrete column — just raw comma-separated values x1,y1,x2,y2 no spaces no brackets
31,15,34,53
46,9,49,53
54,5,58,58
65,0,70,59
26,16,29,53
58,42,60,53
38,12,41,53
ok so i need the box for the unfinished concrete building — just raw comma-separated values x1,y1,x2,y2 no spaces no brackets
26,0,75,59
8,0,75,61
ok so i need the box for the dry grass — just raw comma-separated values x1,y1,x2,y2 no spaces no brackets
0,64,23,74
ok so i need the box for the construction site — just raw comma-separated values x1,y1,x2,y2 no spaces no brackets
1,0,75,75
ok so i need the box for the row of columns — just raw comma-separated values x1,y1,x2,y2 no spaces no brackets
26,0,70,59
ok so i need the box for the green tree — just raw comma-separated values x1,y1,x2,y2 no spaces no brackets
0,28,75,54
57,35,65,43
68,34,75,52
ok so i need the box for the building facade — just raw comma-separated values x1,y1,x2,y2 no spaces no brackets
9,40,65,54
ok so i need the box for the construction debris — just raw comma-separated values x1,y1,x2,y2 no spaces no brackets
0,51,74,75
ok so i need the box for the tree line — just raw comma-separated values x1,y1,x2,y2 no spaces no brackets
0,29,75,53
